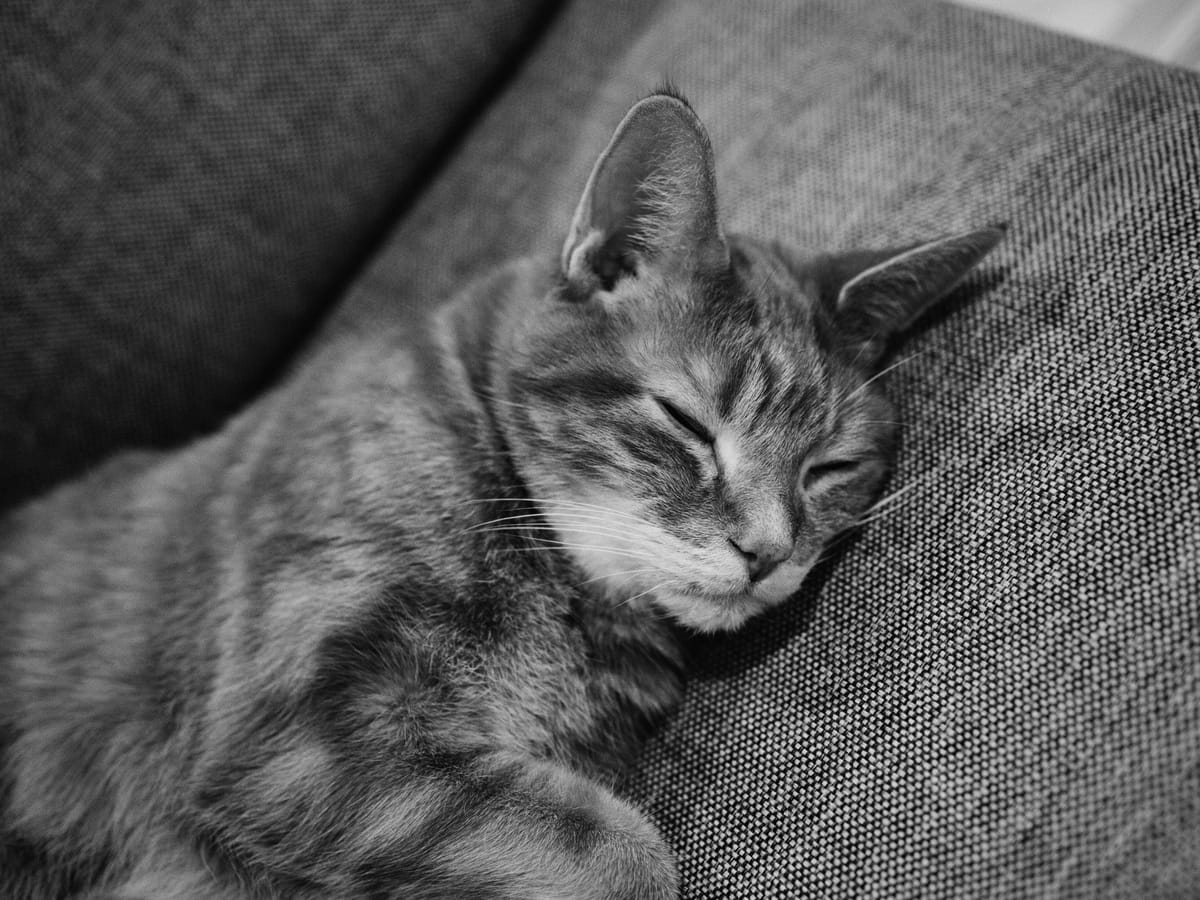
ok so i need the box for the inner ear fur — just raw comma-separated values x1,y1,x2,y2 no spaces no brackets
797,225,1007,364
561,92,729,294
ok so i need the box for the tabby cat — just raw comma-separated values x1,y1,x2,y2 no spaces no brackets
0,91,1002,899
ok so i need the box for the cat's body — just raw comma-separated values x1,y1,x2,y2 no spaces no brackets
0,92,1002,899
1,257,684,899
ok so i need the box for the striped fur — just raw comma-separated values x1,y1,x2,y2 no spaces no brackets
0,93,999,898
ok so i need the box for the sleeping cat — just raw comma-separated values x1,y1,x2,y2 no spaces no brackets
0,90,1002,899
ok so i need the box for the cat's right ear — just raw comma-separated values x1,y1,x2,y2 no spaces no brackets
561,93,729,296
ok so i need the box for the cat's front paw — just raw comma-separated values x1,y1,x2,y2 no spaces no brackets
585,830,680,900
452,755,680,900
574,792,680,900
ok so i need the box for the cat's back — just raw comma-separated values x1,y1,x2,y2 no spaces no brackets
0,448,171,623
0,297,504,723
0,307,435,572
0,435,223,724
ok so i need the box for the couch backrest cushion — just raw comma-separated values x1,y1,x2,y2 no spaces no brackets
0,0,556,509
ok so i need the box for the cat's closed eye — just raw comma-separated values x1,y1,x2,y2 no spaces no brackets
802,458,866,490
654,396,713,444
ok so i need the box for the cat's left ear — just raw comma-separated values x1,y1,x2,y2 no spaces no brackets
561,92,729,295
829,225,1006,364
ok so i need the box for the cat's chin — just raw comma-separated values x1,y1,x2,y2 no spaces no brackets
648,578,796,633
649,589,773,632
649,563,814,633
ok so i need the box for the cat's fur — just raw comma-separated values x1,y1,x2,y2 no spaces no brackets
0,91,1002,899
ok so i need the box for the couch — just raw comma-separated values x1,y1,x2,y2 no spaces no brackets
3,0,1198,896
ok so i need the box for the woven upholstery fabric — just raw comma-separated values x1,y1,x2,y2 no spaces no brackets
337,0,1200,896
0,0,555,510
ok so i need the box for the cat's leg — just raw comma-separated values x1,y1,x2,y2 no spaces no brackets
193,748,679,900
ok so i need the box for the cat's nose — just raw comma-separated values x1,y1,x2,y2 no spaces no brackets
729,535,791,583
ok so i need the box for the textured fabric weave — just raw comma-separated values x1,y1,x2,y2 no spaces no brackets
337,0,1200,896
0,0,555,509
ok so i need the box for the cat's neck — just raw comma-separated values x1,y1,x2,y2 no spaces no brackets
418,258,551,506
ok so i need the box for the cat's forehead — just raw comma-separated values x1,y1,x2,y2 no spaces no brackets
627,284,831,434
640,244,823,368
621,242,816,339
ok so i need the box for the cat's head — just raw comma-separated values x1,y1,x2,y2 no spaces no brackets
498,92,1002,632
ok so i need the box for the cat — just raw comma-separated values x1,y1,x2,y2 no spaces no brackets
0,89,1003,899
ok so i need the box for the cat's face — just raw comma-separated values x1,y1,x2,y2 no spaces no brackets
493,91,1000,631
505,236,895,631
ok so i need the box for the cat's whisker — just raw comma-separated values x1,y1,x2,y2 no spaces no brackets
852,470,939,527
747,256,782,298
847,333,877,368
467,504,664,545
811,543,844,569
837,349,929,411
473,523,638,540
465,516,625,536
465,525,652,547
540,500,651,525
470,525,633,538
461,509,643,535
467,509,650,531
853,506,903,528
860,474,930,515
576,566,663,588
531,496,644,514
818,528,861,556
854,487,932,527
462,497,651,526
499,545,663,567
493,534,663,563
615,579,678,610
